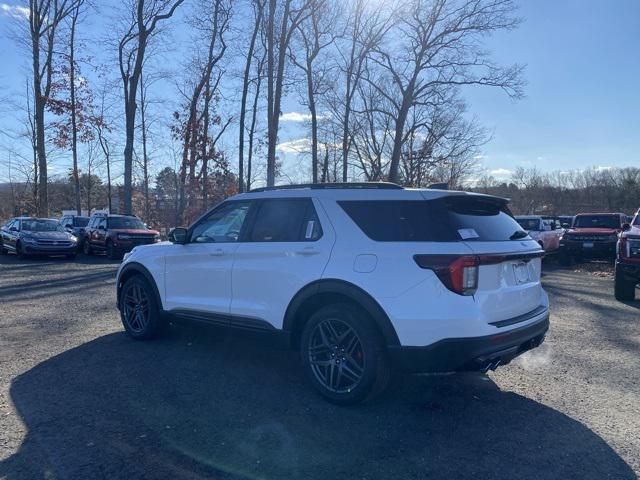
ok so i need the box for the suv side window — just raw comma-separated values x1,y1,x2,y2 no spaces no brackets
248,198,322,242
190,201,251,243
97,218,107,229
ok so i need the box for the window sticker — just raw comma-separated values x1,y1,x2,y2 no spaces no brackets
305,220,315,239
458,228,480,240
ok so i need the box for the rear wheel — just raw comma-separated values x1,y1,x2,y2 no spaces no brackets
120,275,163,340
614,266,636,301
300,303,391,405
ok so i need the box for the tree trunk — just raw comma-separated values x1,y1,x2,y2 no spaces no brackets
140,76,150,220
305,57,318,183
69,11,81,215
238,2,261,193
266,0,277,187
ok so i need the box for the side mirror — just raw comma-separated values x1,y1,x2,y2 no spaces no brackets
622,223,631,232
168,227,188,244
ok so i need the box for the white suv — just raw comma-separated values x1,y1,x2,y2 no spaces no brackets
116,183,549,404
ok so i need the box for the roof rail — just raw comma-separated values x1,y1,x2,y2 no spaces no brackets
248,182,403,193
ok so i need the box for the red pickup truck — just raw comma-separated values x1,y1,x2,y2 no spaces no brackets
559,213,627,265
615,212,640,300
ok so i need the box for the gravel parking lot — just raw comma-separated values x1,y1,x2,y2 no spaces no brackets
0,255,638,480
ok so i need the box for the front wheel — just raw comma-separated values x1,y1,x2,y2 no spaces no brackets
107,241,120,260
119,276,163,340
83,240,93,256
614,267,636,301
16,242,28,260
300,303,391,405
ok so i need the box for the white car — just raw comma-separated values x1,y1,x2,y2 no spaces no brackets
515,215,563,253
116,183,550,404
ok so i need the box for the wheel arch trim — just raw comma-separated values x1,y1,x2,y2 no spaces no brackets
283,279,400,347
117,262,163,311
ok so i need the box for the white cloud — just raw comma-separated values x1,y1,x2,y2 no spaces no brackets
280,111,330,122
595,165,614,172
1,3,30,18
280,112,312,122
276,138,312,153
489,168,513,179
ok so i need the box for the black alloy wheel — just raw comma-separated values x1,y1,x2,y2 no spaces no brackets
308,318,366,394
120,276,163,339
301,303,391,405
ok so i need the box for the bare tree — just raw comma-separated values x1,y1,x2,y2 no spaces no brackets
238,0,265,192
265,0,313,186
290,0,337,182
174,0,231,222
332,0,394,181
117,0,184,214
22,0,82,215
365,0,524,183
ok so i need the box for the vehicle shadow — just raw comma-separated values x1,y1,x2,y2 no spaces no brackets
1,324,635,480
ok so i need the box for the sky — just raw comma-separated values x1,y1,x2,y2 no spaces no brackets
0,0,639,184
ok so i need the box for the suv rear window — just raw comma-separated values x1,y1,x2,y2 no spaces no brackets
338,196,523,242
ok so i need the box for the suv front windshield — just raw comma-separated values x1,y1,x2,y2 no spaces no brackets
107,217,147,230
22,220,63,232
573,215,620,229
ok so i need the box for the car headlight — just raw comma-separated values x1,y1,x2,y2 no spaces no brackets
69,235,78,243
118,234,132,240
153,234,161,242
22,236,36,243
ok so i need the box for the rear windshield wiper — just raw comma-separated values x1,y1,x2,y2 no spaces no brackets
510,230,529,240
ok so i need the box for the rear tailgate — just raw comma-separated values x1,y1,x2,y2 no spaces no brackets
463,241,545,323
421,191,546,324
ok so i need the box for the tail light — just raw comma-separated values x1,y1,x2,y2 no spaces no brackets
618,236,629,258
413,255,479,296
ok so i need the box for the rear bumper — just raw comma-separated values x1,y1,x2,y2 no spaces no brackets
560,240,616,257
388,313,549,373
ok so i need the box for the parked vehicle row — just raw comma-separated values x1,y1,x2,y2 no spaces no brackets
0,212,160,260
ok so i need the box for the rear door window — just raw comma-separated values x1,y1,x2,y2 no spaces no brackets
248,198,321,242
339,196,524,242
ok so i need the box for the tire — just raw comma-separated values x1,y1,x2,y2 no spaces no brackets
107,241,121,260
16,242,28,260
300,303,391,405
119,275,164,340
83,239,93,256
614,266,636,301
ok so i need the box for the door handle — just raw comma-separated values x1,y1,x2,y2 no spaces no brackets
209,248,225,257
295,247,320,256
